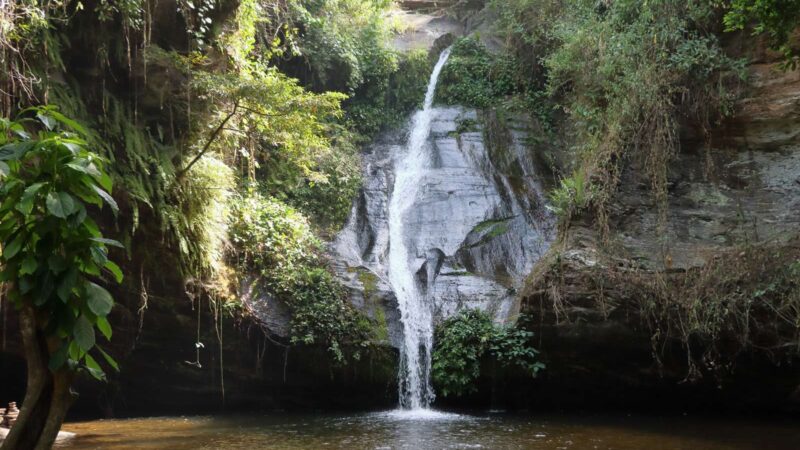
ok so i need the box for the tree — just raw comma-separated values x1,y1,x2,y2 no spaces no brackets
0,106,121,450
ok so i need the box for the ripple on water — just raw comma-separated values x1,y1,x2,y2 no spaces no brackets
374,408,471,422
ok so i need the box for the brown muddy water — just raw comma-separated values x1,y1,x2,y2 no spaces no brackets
55,410,799,449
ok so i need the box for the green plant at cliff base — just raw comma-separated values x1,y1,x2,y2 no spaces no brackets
0,106,121,449
432,309,544,397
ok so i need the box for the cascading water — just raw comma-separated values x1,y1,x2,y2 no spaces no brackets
388,47,451,410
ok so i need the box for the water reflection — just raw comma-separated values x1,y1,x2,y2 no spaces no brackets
57,411,800,449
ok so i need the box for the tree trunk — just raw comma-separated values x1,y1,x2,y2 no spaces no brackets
1,306,76,450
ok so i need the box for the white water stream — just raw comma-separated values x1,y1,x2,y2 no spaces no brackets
388,47,451,410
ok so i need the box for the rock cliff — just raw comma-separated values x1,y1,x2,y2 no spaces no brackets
517,46,800,412
331,106,555,348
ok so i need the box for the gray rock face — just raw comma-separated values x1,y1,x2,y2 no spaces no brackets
517,52,800,410
332,107,554,347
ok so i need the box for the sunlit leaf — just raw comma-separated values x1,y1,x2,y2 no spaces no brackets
97,347,119,371
92,185,118,213
96,317,113,340
104,260,124,283
16,182,47,215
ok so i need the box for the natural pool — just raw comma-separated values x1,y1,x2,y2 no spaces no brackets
55,410,800,449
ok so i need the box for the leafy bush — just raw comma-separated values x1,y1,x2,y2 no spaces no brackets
285,267,370,362
284,127,362,232
436,37,524,108
546,170,593,219
345,49,433,136
163,155,234,280
229,192,370,361
432,309,544,397
289,0,393,94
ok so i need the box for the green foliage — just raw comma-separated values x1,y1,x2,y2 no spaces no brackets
723,0,800,68
284,267,370,362
432,309,544,397
189,67,346,185
546,170,593,219
284,126,362,232
494,0,746,233
229,192,370,361
229,192,320,284
163,156,234,278
0,106,121,379
268,0,430,136
345,49,432,136
0,0,67,108
289,0,393,93
437,37,523,108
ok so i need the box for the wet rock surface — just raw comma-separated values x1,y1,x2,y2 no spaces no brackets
332,107,554,348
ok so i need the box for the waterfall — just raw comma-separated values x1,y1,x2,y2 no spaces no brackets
388,47,451,410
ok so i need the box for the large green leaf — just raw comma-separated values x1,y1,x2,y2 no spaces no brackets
2,233,24,259
91,237,124,248
96,316,112,340
46,191,79,218
86,281,113,316
97,346,119,371
66,161,102,179
74,315,96,352
48,343,69,371
97,171,113,193
57,267,78,301
0,161,8,176
48,109,89,135
92,185,118,213
34,272,54,306
16,182,47,215
104,260,124,283
36,112,56,130
96,317,113,341
83,353,106,381
19,256,37,276
0,141,34,161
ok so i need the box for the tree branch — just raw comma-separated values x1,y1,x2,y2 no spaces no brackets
176,101,240,179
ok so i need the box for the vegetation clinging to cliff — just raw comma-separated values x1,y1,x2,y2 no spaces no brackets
630,243,800,380
1,0,403,370
229,192,371,361
494,0,746,235
723,0,800,68
271,0,432,136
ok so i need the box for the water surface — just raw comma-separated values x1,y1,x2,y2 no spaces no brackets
57,411,800,449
